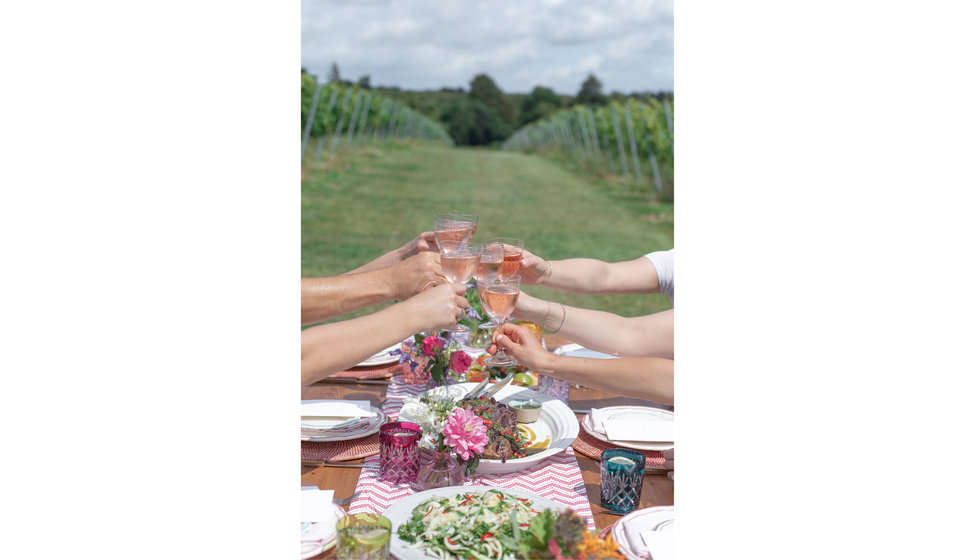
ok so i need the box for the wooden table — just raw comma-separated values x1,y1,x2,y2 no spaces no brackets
301,335,673,531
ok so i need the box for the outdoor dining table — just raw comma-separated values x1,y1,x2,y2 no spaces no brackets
301,334,674,552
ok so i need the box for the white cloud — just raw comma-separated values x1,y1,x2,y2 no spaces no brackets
301,0,672,94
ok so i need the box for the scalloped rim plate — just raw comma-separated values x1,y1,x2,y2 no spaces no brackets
582,406,674,451
610,505,674,560
383,485,566,560
416,382,579,474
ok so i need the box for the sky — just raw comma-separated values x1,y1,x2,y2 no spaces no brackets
301,0,673,96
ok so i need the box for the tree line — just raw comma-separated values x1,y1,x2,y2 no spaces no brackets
303,64,672,147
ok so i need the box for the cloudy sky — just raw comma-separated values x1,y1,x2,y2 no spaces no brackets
301,0,673,96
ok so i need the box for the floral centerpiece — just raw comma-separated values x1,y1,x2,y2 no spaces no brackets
398,334,534,487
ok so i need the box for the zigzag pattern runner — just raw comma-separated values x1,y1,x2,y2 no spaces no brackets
348,375,596,529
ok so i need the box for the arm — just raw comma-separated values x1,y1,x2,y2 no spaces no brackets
519,249,662,295
512,292,673,359
302,252,446,325
301,283,469,385
344,232,440,275
489,323,673,405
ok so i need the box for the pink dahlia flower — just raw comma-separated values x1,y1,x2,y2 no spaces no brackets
441,408,489,460
420,335,445,357
449,350,472,374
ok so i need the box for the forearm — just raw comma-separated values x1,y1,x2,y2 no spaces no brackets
344,246,407,275
515,294,672,358
301,272,396,325
540,258,615,294
534,354,673,405
300,302,422,385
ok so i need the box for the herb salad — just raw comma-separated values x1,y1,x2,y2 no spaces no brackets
396,489,540,560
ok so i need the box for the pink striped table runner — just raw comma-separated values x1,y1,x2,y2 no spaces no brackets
347,375,596,528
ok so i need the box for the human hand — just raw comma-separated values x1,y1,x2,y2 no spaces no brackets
399,231,440,258
384,252,447,300
402,282,469,332
488,323,552,371
518,249,552,286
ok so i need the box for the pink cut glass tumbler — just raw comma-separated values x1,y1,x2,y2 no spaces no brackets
379,422,422,484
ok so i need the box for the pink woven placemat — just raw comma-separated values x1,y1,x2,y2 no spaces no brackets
301,435,381,462
573,421,675,472
324,361,401,380
347,376,595,529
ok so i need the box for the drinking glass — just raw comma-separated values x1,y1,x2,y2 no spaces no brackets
477,275,521,368
600,448,647,514
336,513,392,560
378,421,422,484
475,240,504,284
485,237,524,278
440,243,482,332
433,212,478,254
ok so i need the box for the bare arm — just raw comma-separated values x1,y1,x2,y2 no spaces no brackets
344,232,440,275
519,250,661,295
302,252,446,325
512,292,673,359
489,323,673,405
301,283,468,385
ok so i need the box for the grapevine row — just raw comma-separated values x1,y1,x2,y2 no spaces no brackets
501,98,674,192
301,73,454,162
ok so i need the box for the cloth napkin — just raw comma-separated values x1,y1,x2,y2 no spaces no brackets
301,488,339,558
591,408,673,443
623,511,673,560
302,400,376,419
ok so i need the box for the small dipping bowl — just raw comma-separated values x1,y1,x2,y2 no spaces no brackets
508,399,542,423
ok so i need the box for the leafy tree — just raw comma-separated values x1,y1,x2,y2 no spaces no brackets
441,97,511,146
519,86,563,126
357,75,371,88
328,62,341,83
468,73,517,127
575,74,607,106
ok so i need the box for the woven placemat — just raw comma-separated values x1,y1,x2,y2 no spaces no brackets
573,421,675,472
301,434,381,462
325,361,401,380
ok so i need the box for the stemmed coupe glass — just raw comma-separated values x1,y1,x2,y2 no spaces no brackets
476,238,523,330
477,275,521,368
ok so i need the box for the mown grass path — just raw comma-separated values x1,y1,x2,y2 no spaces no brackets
303,142,673,319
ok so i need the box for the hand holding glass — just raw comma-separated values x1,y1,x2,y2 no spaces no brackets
478,275,521,368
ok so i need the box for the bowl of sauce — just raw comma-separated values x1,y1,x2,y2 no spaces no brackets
508,399,542,423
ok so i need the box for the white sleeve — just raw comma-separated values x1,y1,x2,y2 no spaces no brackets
643,249,673,305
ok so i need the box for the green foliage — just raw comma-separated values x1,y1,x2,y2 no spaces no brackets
441,97,511,145
519,86,563,126
469,73,517,128
575,74,608,106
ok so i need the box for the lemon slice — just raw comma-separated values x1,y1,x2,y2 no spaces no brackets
353,528,390,547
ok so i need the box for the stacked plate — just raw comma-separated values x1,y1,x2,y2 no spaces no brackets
611,506,674,560
355,342,402,367
301,399,385,442
300,506,347,559
582,406,674,451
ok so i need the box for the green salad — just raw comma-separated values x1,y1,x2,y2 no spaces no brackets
396,489,541,560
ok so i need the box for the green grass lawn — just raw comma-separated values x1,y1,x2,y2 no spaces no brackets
302,141,673,322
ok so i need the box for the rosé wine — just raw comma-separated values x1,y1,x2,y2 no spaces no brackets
478,283,519,320
441,251,480,283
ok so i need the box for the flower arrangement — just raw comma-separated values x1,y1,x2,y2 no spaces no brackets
518,509,626,560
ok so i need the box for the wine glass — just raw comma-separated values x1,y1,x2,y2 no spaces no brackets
477,275,521,368
485,237,524,278
440,243,482,333
476,241,504,330
433,212,478,254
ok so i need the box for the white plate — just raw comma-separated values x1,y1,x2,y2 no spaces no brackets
415,382,579,474
582,406,674,451
610,505,674,560
383,485,566,560
300,503,347,560
554,343,618,360
301,417,360,430
355,342,402,367
301,406,386,442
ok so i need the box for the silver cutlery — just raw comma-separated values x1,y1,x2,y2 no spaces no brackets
301,460,378,469
461,378,490,400
478,372,514,399
333,491,361,505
